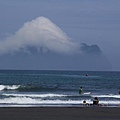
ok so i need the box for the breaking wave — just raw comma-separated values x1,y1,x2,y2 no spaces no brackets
92,94,120,99
0,84,77,92
0,96,119,106
0,85,20,91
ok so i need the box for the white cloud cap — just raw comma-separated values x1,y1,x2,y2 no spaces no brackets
0,16,80,55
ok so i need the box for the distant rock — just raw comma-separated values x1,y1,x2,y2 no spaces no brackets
80,43,101,54
0,43,112,71
79,43,112,70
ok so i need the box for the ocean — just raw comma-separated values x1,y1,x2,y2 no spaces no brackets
0,70,120,107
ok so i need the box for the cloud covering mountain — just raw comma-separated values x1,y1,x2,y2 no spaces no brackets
0,17,79,55
0,16,111,70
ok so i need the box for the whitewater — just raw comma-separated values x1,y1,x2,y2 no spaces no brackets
0,70,120,107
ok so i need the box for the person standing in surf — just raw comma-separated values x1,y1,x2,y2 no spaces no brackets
93,97,99,105
79,87,83,94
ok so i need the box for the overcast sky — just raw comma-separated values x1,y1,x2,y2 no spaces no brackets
0,0,120,71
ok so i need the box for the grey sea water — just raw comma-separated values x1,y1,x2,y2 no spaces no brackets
0,70,120,107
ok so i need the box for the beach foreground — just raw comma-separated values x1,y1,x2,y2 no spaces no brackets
0,107,120,120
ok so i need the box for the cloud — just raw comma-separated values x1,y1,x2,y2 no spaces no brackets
0,16,80,55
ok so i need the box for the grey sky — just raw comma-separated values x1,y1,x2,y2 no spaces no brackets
0,0,120,71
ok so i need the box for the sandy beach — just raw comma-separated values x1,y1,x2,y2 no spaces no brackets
0,107,120,120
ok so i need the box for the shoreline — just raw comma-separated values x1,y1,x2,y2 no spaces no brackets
0,107,120,120
0,103,119,108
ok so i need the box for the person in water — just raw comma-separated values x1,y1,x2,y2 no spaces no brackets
79,87,83,94
83,100,89,106
93,97,99,105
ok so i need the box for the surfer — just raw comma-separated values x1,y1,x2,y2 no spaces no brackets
79,87,83,94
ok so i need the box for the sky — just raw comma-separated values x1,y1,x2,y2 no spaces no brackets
0,0,120,71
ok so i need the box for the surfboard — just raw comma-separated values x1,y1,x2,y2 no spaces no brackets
83,92,91,95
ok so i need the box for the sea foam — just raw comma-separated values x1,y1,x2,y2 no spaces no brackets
0,85,20,91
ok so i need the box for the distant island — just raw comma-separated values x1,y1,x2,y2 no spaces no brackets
0,17,111,71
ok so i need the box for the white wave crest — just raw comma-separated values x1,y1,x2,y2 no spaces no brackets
3,93,67,98
0,85,20,91
92,94,120,99
0,97,84,104
0,97,120,106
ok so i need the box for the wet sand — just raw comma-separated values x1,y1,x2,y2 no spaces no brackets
0,107,120,120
